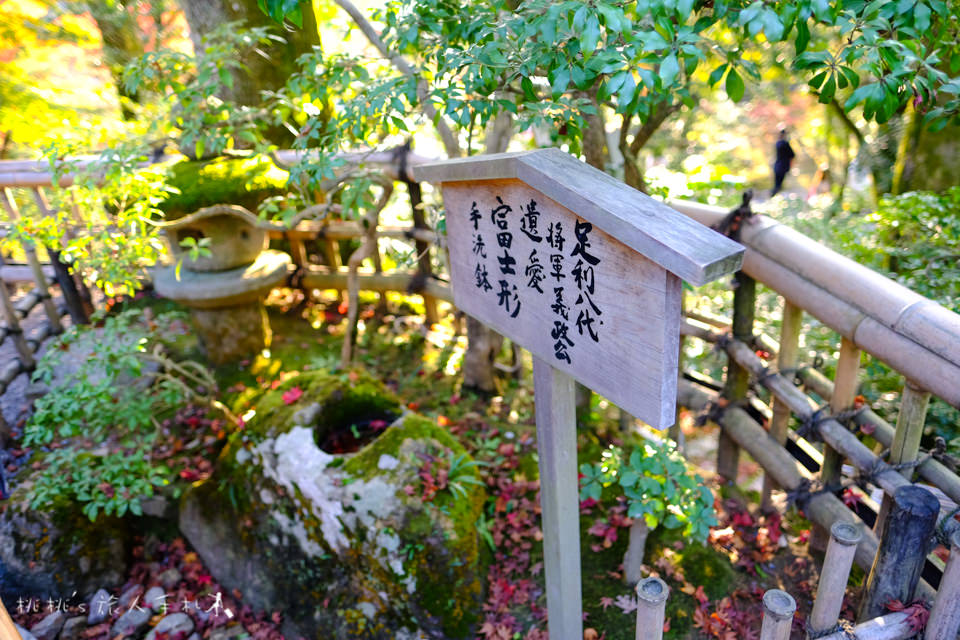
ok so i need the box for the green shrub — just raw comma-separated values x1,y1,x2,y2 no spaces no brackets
25,309,214,520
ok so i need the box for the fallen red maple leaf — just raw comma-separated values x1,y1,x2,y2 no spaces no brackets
282,386,303,405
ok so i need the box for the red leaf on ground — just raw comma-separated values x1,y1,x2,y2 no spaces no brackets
282,387,303,405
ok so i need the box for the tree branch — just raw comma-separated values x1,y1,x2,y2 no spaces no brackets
830,98,866,145
334,0,461,158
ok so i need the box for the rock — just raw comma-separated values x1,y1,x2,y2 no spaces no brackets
0,464,131,602
186,634,200,640
29,612,65,640
118,585,144,611
111,607,151,638
59,617,87,640
144,613,194,640
14,624,37,640
87,590,113,625
157,568,181,591
143,586,167,612
179,371,486,640
207,625,244,640
140,495,173,519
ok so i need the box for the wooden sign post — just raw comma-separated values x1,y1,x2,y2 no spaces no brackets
415,149,743,639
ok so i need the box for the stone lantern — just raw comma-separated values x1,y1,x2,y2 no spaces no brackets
153,205,291,365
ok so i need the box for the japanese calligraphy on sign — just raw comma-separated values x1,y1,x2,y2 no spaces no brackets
443,178,682,427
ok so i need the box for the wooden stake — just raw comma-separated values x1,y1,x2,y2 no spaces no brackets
925,529,960,640
809,522,863,635
532,357,582,640
635,577,668,640
875,382,930,532
813,336,860,550
0,278,34,369
0,188,61,332
759,589,795,640
859,485,940,620
718,272,755,482
762,300,802,510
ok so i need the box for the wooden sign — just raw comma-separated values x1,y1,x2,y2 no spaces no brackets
416,149,744,428
441,178,681,426
414,149,743,640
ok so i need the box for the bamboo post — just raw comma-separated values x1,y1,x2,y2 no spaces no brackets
0,278,34,369
812,336,860,551
532,357,582,640
30,188,88,324
406,177,439,325
762,300,802,510
875,383,931,533
718,272,756,482
0,595,22,640
815,612,915,640
635,577,668,640
808,522,863,635
0,189,61,332
925,529,960,640
859,485,940,620
759,589,795,640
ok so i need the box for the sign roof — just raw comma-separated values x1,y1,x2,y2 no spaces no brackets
414,148,744,285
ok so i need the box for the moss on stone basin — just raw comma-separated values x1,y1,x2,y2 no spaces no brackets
180,370,486,639
159,156,288,219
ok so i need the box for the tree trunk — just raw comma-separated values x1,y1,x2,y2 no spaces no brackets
178,0,321,144
894,119,960,193
623,518,650,585
620,100,680,192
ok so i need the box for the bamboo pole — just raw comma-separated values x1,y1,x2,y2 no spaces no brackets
670,199,960,409
678,380,881,572
925,529,960,640
813,337,861,550
814,612,914,640
635,577,668,640
859,485,940,620
762,300,802,510
808,522,863,635
299,267,452,302
722,337,914,500
718,272,756,482
0,189,61,332
0,595,22,640
875,383,931,533
797,367,960,507
759,590,795,640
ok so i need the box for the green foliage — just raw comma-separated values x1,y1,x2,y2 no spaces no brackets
122,23,284,161
24,309,210,521
831,187,960,312
678,543,736,601
262,0,960,145
579,442,716,541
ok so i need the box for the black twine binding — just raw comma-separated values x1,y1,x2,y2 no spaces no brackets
806,619,859,639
